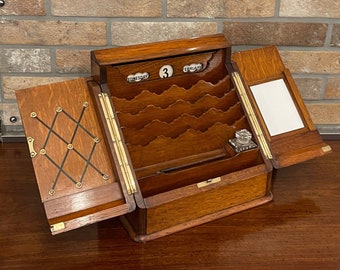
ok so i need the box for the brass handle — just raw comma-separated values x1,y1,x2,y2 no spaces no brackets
197,177,221,188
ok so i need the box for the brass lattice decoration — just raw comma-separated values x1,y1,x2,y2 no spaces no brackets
30,101,109,196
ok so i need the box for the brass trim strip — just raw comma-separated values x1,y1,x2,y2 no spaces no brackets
232,72,273,160
322,145,332,153
98,93,137,194
50,222,65,233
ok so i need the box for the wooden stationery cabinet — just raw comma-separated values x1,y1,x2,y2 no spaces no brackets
16,34,331,242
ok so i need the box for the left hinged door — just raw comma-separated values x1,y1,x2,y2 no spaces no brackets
16,78,136,234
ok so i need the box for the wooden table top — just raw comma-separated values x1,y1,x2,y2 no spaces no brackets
1,141,339,270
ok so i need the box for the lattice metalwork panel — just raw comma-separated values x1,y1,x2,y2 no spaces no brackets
29,101,109,196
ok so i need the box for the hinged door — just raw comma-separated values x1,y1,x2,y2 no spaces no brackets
16,78,136,234
230,46,331,168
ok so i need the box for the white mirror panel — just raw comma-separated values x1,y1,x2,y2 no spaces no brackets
250,79,304,136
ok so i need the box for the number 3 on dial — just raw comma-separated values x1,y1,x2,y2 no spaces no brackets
159,65,174,79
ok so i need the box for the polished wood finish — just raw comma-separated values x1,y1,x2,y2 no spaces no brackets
91,33,229,66
14,35,331,241
15,35,272,241
15,78,136,234
94,35,275,240
1,141,339,269
231,47,331,168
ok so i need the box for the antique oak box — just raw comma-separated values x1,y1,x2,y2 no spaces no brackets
16,34,331,242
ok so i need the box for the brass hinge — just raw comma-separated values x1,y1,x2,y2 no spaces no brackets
98,93,137,195
232,72,273,160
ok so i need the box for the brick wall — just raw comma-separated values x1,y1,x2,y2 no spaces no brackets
0,0,339,136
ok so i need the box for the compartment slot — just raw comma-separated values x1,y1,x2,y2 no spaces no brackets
127,119,249,170
117,89,238,129
111,72,250,177
138,148,263,197
112,75,231,114
105,47,251,182
122,104,244,146
135,149,226,179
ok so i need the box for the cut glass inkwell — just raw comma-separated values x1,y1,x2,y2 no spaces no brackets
229,129,257,153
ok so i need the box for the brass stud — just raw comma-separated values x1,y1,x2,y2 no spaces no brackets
76,182,82,189
83,102,89,108
67,144,73,150
40,148,46,155
49,189,55,196
30,112,37,118
56,107,62,113
103,174,109,181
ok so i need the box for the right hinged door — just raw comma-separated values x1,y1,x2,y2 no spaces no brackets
231,46,331,168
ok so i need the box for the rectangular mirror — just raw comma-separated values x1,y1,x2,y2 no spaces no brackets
250,79,304,137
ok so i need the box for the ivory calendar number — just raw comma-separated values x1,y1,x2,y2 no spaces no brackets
159,65,174,78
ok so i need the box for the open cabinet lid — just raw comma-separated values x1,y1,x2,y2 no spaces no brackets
16,78,136,234
230,46,332,168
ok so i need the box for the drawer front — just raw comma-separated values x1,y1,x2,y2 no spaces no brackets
146,173,270,234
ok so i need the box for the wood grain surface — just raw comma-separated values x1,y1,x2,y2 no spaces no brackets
1,141,339,269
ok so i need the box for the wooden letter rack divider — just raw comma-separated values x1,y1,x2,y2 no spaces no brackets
16,34,331,242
